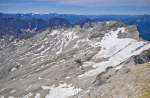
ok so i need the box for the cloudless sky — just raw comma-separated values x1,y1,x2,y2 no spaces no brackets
0,0,150,15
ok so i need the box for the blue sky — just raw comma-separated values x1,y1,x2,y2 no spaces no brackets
0,0,150,15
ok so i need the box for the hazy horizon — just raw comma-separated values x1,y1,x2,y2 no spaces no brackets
0,0,150,15
1,12,150,16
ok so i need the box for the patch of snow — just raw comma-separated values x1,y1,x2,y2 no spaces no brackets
40,47,50,55
73,38,101,48
56,42,64,55
65,76,71,79
10,67,17,72
78,27,150,78
45,83,82,98
82,61,95,67
34,93,40,98
41,85,51,90
64,31,78,40
50,30,59,36
89,40,101,48
38,77,42,80
8,97,15,98
106,21,110,24
56,30,79,54
37,77,50,81
37,45,45,51
94,27,133,58
115,66,123,70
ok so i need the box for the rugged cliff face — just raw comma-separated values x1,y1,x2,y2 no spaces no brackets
0,21,149,98
133,49,150,64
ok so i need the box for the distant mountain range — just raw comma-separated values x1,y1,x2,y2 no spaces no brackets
0,13,150,40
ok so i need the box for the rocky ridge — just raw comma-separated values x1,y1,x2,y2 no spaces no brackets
0,21,149,98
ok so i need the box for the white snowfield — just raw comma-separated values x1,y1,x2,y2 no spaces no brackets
45,83,82,98
78,27,150,78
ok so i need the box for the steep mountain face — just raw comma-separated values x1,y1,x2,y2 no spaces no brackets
0,21,149,98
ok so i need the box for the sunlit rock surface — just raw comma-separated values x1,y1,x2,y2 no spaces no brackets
0,21,149,98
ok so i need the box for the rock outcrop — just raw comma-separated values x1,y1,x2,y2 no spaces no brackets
133,49,150,64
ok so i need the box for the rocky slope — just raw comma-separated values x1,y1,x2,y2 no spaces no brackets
0,21,149,98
